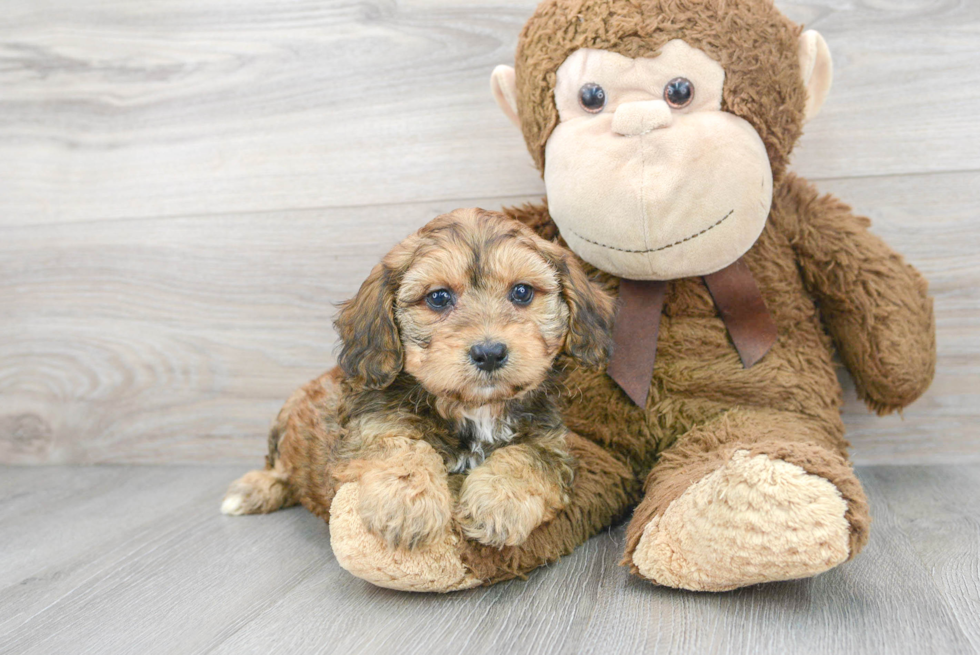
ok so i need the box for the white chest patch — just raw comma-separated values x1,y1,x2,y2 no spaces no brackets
450,406,515,473
463,406,514,445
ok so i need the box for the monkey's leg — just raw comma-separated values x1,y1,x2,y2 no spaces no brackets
623,407,870,591
327,433,639,591
221,367,344,520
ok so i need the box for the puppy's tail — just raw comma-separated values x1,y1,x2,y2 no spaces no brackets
221,425,296,516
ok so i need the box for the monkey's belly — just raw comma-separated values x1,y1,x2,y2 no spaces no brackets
655,310,841,414
562,310,843,474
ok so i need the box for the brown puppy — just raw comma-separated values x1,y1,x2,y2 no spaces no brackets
222,208,615,550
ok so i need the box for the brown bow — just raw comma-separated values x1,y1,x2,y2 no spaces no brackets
606,257,778,407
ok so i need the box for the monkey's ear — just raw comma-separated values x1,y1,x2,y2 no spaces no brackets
798,30,833,122
334,262,403,389
555,253,616,369
491,65,521,128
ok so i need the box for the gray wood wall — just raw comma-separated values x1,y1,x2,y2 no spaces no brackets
1,0,977,465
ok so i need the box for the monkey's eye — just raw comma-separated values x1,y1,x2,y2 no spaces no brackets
509,283,534,305
425,289,454,311
578,83,606,113
664,78,694,108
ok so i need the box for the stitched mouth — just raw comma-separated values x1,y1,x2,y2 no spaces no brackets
570,209,734,254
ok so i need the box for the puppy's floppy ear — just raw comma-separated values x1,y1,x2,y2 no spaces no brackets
334,261,403,389
550,247,616,368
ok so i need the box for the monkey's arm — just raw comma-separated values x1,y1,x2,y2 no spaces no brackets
779,175,936,414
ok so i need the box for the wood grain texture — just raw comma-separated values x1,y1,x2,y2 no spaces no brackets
0,195,537,464
0,465,977,655
1,0,979,225
1,174,976,465
867,466,980,651
1,0,978,464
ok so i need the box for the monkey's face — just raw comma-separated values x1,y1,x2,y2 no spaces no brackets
542,40,773,280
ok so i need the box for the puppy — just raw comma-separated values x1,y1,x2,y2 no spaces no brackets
222,208,616,550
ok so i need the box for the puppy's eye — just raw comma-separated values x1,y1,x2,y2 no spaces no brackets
664,77,694,108
578,83,606,113
509,284,534,305
425,289,454,311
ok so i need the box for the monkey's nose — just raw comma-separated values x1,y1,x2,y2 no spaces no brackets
469,341,508,372
612,100,673,136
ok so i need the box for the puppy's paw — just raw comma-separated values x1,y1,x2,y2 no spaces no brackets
456,471,559,548
355,454,453,550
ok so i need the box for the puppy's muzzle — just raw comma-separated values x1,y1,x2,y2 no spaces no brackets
469,341,508,373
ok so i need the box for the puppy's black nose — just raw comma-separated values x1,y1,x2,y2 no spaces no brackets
469,342,508,372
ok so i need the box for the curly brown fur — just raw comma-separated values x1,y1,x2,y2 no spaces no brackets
223,208,615,552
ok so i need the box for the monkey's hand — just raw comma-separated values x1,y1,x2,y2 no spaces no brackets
347,439,453,550
456,443,571,548
781,175,936,414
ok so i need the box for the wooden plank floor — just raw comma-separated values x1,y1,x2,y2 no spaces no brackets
1,0,979,466
2,1,977,651
0,465,977,655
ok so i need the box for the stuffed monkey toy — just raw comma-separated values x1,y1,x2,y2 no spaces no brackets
257,0,936,592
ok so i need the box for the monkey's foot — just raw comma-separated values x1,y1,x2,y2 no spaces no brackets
329,482,481,592
631,450,851,591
